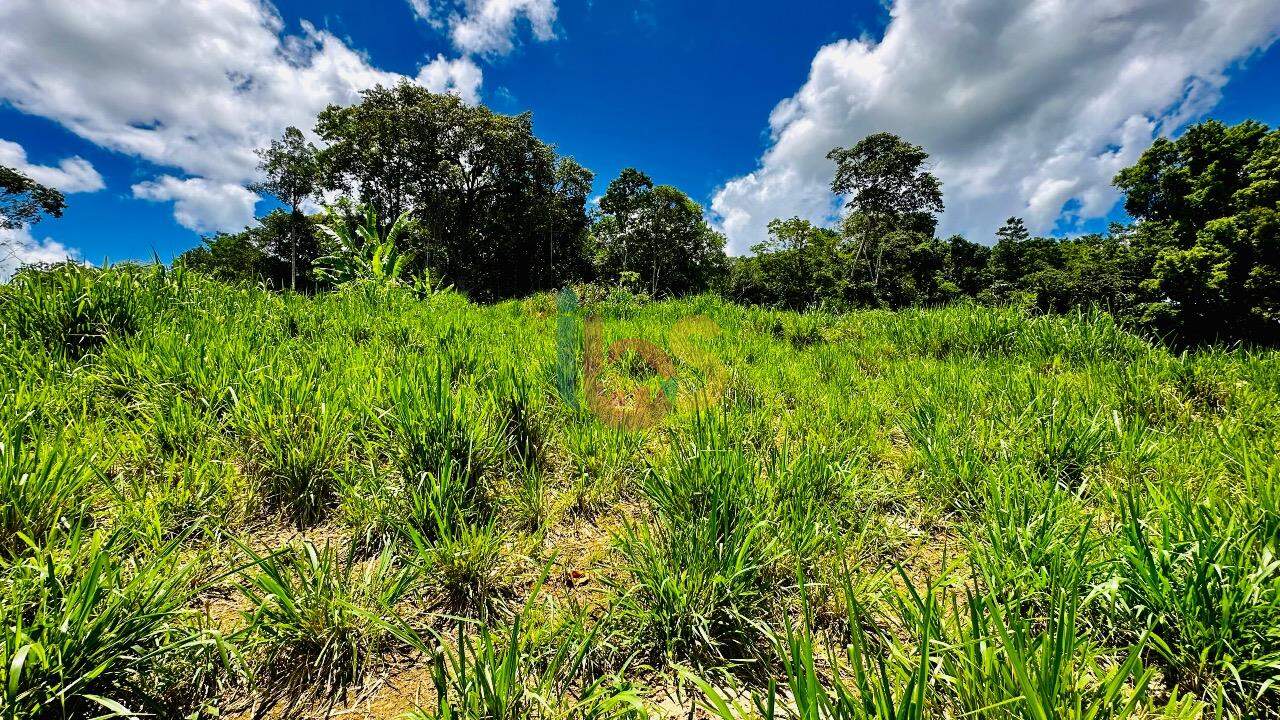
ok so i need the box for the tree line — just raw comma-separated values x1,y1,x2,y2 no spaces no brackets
178,82,726,301
731,120,1280,344
3,79,1276,344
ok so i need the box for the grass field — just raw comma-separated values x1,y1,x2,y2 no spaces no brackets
3,263,1280,719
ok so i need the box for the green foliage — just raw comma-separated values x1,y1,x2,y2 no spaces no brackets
1113,478,1280,713
402,483,503,606
556,287,582,409
394,586,641,720
251,126,321,291
386,362,493,492
0,262,178,358
0,429,95,558
730,218,843,309
315,82,595,299
730,121,1280,345
176,214,297,288
4,264,1280,718
252,127,319,216
314,203,413,288
696,570,1198,720
614,415,779,664
233,363,350,526
1,530,219,719
0,163,64,231
239,541,413,691
594,168,729,297
828,132,944,231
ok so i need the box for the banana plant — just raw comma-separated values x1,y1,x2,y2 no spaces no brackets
313,203,413,287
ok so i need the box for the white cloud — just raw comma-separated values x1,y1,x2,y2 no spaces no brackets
0,226,81,281
407,0,442,28
416,54,484,104
712,0,1280,254
0,0,482,232
0,138,104,193
132,177,260,234
410,0,558,57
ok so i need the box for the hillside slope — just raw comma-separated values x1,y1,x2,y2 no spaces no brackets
3,265,1280,718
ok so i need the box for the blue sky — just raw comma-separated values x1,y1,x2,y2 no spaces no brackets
2,0,1279,272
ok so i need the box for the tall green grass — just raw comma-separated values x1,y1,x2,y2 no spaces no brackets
238,541,414,692
3,264,1280,718
1,530,223,719
234,364,350,526
0,430,95,558
615,415,781,665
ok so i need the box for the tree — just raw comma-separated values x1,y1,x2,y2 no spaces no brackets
1,164,65,230
594,169,727,296
1114,120,1270,243
178,230,284,286
314,82,592,299
252,127,319,291
545,157,597,286
828,133,944,289
176,211,320,288
989,217,1062,286
941,234,991,298
729,218,842,309
1112,119,1280,342
995,217,1030,244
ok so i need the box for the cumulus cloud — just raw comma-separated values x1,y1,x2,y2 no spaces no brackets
416,54,485,104
712,0,1280,254
410,0,558,57
0,0,482,232
0,226,81,281
132,177,261,234
0,138,104,194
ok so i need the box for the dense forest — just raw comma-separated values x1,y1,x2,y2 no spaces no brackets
9,82,1265,344
4,84,1278,345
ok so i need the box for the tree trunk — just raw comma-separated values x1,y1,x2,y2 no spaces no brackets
851,217,874,293
290,208,300,291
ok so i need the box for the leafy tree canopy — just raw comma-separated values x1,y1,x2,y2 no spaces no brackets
594,169,727,297
251,126,320,290
1,164,65,230
828,132,944,233
315,82,593,299
1114,119,1280,341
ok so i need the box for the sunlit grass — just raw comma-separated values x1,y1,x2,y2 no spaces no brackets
3,264,1280,716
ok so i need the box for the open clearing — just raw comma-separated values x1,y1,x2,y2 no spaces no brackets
3,265,1280,718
